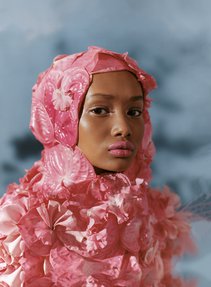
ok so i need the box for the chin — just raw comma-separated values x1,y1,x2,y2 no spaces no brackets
112,165,129,173
112,158,133,172
95,161,132,174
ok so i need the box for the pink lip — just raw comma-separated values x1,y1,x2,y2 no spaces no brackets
108,141,135,151
108,141,135,157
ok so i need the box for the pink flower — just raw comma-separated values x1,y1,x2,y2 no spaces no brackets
19,161,42,191
0,193,28,263
38,144,95,195
52,88,73,111
84,214,120,259
49,247,142,286
63,208,120,259
0,265,23,287
18,200,77,256
30,102,55,146
61,67,90,100
0,200,28,240
106,191,131,224
121,217,143,253
117,254,142,286
20,249,53,286
31,65,90,147
49,246,86,286
0,185,29,287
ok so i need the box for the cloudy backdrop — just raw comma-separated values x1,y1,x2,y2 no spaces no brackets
0,0,211,285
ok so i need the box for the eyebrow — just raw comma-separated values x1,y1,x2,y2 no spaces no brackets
130,95,144,102
89,93,144,101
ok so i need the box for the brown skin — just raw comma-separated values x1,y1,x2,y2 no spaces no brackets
77,71,144,174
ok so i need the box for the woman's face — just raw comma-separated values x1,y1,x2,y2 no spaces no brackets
77,71,144,174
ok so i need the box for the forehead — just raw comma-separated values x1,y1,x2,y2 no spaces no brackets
86,71,143,101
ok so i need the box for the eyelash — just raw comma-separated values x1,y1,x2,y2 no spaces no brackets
127,109,143,117
89,107,143,117
90,107,109,115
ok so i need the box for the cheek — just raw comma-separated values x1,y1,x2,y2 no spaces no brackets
79,118,96,138
78,116,88,146
78,116,107,147
78,119,91,146
133,119,145,141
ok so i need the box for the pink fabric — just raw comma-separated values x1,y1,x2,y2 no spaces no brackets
0,47,196,286
0,157,196,286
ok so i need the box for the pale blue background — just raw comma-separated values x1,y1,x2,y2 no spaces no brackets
0,0,211,285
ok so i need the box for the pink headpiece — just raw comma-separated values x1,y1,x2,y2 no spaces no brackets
30,46,157,181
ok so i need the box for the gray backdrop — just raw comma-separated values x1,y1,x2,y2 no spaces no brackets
0,0,211,285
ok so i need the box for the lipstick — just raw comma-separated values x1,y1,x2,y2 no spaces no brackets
108,141,135,157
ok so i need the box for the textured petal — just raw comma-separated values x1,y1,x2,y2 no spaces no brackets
50,246,85,286
18,200,78,256
121,217,142,253
30,102,54,146
52,89,73,111
3,234,24,258
0,266,23,287
0,205,25,235
41,145,94,193
61,67,90,96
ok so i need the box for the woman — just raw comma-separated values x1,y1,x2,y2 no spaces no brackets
0,46,196,286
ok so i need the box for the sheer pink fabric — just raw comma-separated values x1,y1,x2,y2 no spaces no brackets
0,47,196,286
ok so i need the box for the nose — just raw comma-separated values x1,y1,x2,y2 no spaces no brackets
111,114,131,138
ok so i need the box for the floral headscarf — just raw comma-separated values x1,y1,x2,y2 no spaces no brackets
30,46,157,182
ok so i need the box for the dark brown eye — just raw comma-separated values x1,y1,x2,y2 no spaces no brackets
127,108,143,117
90,107,109,115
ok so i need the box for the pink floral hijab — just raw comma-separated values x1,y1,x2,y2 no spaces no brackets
30,46,157,182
